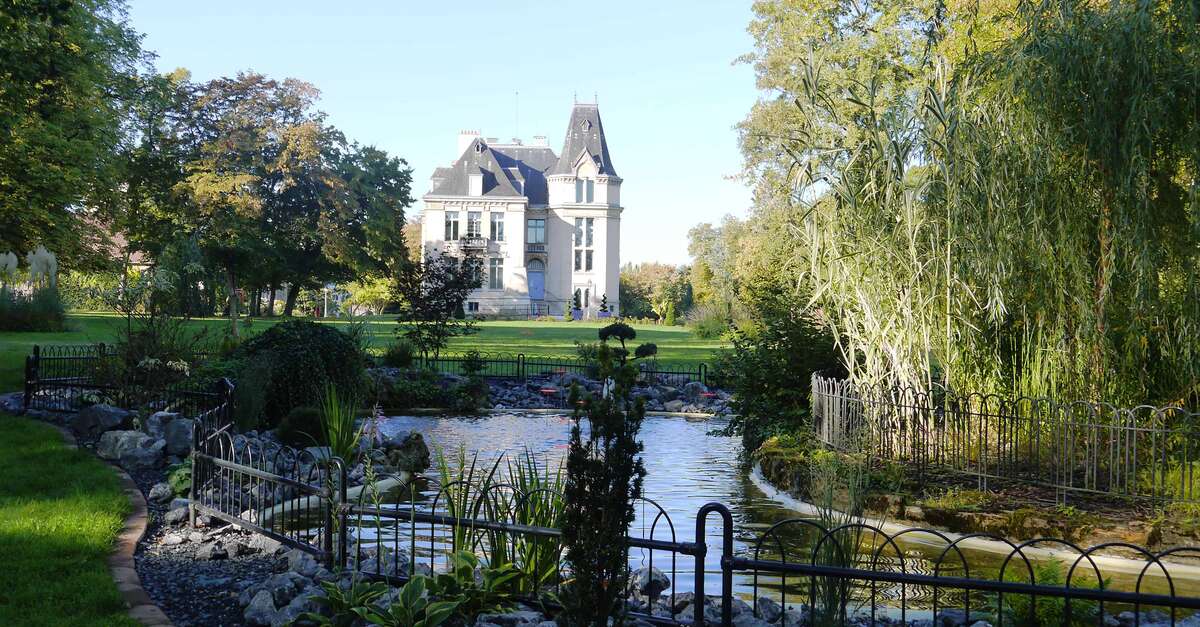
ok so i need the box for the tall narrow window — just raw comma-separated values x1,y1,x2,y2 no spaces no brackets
574,250,582,271
585,179,595,203
585,218,594,247
467,211,482,238
585,250,593,272
573,217,595,273
444,211,460,240
574,218,583,246
490,213,504,241
574,179,583,203
526,218,545,244
489,258,503,290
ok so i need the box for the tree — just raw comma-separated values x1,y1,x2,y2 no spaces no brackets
560,324,652,625
391,251,482,359
0,0,144,268
618,262,692,320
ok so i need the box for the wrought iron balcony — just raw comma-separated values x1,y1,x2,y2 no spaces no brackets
525,242,546,253
458,236,488,250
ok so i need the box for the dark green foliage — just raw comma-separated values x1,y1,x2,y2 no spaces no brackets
371,370,445,410
354,575,459,627
716,302,843,451
634,343,658,359
166,459,192,497
300,577,389,627
664,302,677,326
560,340,647,625
996,561,1105,627
598,322,635,344
381,339,416,368
232,320,366,427
231,358,272,431
450,350,489,412
276,406,322,448
392,251,483,359
0,287,66,332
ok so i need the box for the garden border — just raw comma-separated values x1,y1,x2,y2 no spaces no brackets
48,424,173,627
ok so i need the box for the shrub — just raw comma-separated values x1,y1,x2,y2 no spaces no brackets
276,405,322,448
232,320,366,428
560,341,647,625
663,301,677,326
0,287,66,332
686,302,729,339
381,339,417,368
232,358,272,431
715,306,843,451
996,560,1105,626
371,370,445,410
166,459,192,497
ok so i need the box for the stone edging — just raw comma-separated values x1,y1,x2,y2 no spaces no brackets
49,425,174,627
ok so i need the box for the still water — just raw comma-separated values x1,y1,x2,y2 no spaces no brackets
374,412,1200,614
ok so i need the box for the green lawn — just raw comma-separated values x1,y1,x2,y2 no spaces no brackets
0,312,729,392
0,414,138,626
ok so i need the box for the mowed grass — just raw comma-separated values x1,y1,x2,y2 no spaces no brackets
0,414,138,626
0,312,729,391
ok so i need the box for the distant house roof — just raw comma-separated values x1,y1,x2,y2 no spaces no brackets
551,103,618,177
426,103,618,205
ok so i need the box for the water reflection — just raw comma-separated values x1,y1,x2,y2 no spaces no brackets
369,412,1200,614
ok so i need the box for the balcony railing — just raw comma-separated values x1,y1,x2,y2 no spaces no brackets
525,242,546,253
459,236,488,250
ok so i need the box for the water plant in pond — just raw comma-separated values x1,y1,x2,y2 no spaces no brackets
809,447,873,626
319,383,363,463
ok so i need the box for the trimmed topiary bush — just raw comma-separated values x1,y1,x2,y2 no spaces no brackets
233,320,366,428
276,405,323,448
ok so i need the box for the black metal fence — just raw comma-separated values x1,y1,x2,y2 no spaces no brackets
812,374,1200,504
23,343,223,416
192,434,1200,626
419,351,710,387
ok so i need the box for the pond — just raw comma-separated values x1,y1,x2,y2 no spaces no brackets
373,412,1200,616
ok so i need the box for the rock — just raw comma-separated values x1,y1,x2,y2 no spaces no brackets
663,400,686,413
937,608,972,627
475,610,546,626
164,417,194,456
285,548,321,578
732,613,772,627
683,381,709,400
355,545,410,577
196,542,228,560
248,534,284,555
633,566,671,601
258,571,309,607
148,482,174,504
754,597,782,623
381,431,431,473
142,411,180,438
243,590,276,626
164,506,189,525
969,621,994,627
272,587,320,627
780,608,809,627
70,404,132,440
187,531,205,543
95,430,165,469
160,532,185,546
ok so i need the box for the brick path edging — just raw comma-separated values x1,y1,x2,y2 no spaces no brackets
51,425,174,627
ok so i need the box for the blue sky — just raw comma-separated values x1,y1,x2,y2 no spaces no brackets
127,1,758,265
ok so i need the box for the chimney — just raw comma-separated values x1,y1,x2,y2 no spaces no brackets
532,135,547,147
457,130,480,156
486,137,499,143
510,138,522,145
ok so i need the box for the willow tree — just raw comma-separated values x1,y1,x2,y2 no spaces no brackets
741,0,1200,404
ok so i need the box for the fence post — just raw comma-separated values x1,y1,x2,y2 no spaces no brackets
518,353,525,380
700,363,707,387
23,345,39,410
695,502,734,627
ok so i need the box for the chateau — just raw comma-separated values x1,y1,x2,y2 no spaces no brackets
420,102,622,318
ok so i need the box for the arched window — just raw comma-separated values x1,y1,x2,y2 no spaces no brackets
528,258,544,272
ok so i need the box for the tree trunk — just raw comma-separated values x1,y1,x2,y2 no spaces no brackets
226,268,240,338
283,284,300,317
266,283,277,317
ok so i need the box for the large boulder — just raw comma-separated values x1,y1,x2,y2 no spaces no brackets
243,590,276,626
96,430,165,469
142,411,181,438
381,431,430,473
633,567,671,601
163,417,194,456
70,404,132,440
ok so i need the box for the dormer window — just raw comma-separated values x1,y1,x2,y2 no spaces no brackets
581,119,592,132
468,174,483,196
574,178,595,203
474,143,484,154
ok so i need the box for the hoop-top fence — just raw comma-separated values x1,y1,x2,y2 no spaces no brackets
812,373,1200,503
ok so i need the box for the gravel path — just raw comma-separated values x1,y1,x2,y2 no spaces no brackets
131,468,280,627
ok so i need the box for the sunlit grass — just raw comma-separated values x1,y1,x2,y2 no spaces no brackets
0,311,729,391
0,414,138,626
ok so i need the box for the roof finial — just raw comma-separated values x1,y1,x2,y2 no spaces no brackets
594,92,598,105
573,91,577,104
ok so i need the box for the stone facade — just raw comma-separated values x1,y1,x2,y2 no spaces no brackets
420,102,622,318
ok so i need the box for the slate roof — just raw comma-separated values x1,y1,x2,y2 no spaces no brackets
427,103,617,203
551,103,618,177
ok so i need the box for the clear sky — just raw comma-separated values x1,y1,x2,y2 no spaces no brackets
126,1,758,265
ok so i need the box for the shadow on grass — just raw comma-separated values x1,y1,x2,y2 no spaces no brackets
0,414,139,626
